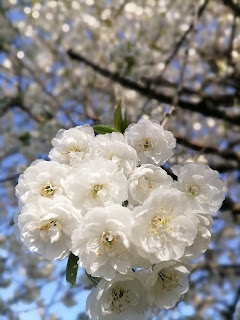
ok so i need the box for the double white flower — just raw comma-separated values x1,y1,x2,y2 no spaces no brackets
145,261,190,309
86,273,148,320
125,119,176,165
64,158,128,212
48,125,94,166
172,162,225,213
93,132,138,176
71,205,136,280
17,196,81,260
128,164,173,205
15,159,69,207
131,186,199,263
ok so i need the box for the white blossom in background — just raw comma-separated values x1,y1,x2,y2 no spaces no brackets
16,196,81,260
15,159,70,207
64,158,128,212
48,125,95,166
128,164,173,205
131,186,198,263
172,162,225,213
93,132,138,176
86,273,148,320
145,261,190,309
71,205,135,280
124,119,176,165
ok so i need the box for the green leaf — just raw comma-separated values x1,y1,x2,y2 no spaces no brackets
114,100,123,133
113,100,128,133
19,132,31,146
122,109,128,133
66,252,79,287
93,125,115,134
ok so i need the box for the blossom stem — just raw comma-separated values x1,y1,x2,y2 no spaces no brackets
85,270,101,287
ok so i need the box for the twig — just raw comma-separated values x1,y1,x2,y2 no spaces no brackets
156,0,210,78
161,1,209,127
175,134,240,165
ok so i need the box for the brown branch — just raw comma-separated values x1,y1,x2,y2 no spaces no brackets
222,0,240,16
175,134,240,165
222,286,240,319
141,76,234,107
193,264,240,272
67,50,240,126
0,97,52,123
0,174,19,184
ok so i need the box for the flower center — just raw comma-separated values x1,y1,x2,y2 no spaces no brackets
39,219,61,231
158,270,182,290
150,208,174,236
139,177,154,190
142,138,152,151
100,231,120,254
92,184,103,199
61,145,81,159
36,219,62,243
41,181,58,197
107,286,131,313
185,183,201,197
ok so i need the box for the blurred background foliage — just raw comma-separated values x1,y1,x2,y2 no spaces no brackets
0,0,240,319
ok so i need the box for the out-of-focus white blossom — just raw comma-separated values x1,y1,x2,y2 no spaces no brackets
71,205,135,280
48,125,95,166
16,196,81,260
124,119,176,165
128,164,173,205
64,158,128,212
172,163,225,213
93,132,138,176
86,273,148,320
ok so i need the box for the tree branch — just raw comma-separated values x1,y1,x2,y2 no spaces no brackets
0,174,19,184
222,0,240,16
155,0,209,76
0,97,52,123
67,50,240,126
175,134,240,165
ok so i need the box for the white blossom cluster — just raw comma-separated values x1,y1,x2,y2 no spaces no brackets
15,119,225,319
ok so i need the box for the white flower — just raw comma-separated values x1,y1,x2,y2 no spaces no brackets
17,196,81,260
184,224,211,260
131,187,198,263
15,159,70,207
71,205,136,280
172,162,225,213
128,164,173,205
145,261,190,309
124,119,176,165
48,125,94,166
86,273,148,320
93,132,138,176
64,158,128,212
184,213,213,260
